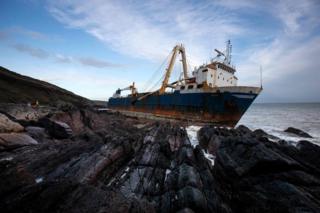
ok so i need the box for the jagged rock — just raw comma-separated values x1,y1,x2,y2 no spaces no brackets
213,132,320,212
177,163,202,189
297,140,320,167
207,136,221,155
284,127,313,138
236,124,252,135
0,104,54,122
25,126,47,142
39,118,73,139
251,128,269,139
176,208,195,213
49,110,87,135
1,108,320,213
0,133,38,150
251,128,280,141
176,186,207,212
0,113,24,133
0,180,155,213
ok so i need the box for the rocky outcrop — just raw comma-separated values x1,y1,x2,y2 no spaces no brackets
215,137,320,212
198,125,320,212
0,108,320,212
25,126,47,142
0,113,24,133
285,127,313,138
0,133,38,150
39,118,73,139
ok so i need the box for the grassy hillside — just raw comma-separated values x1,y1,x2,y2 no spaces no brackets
0,66,92,106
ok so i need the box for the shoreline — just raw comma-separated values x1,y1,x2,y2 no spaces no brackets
0,104,319,212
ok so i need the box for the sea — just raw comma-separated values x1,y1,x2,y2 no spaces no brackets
238,103,320,145
186,103,320,148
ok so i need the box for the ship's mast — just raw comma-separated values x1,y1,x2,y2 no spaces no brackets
159,44,188,94
224,40,232,65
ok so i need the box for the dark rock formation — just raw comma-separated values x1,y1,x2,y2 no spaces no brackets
198,125,320,212
214,136,320,212
25,126,47,142
1,109,320,212
285,127,313,138
39,118,73,139
0,113,24,133
297,140,320,167
0,133,38,150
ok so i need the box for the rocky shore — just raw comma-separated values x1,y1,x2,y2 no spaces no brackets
0,105,320,212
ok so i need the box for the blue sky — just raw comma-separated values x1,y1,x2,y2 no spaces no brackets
0,0,320,102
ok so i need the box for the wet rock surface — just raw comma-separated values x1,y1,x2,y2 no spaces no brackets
198,125,320,212
0,107,319,212
285,127,313,138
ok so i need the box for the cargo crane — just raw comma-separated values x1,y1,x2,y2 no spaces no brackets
113,82,137,98
134,44,190,101
159,44,189,94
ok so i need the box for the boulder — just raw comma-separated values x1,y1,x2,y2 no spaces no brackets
207,136,221,155
176,186,207,212
296,140,320,167
0,113,24,133
213,132,320,212
0,133,38,150
177,163,202,189
284,127,313,138
39,118,73,139
251,128,279,141
25,126,47,142
236,125,252,135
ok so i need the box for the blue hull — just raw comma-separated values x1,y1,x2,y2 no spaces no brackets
108,91,258,127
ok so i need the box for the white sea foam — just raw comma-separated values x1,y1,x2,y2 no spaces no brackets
0,156,13,162
202,150,215,166
185,125,201,148
186,125,216,165
238,103,320,146
35,177,43,183
164,169,171,181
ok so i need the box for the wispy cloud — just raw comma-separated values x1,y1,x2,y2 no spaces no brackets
274,0,319,35
78,57,121,68
54,54,73,63
0,26,61,41
48,0,244,65
13,27,49,40
11,43,49,59
46,0,320,102
10,42,123,68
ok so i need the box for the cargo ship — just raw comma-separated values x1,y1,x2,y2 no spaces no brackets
108,41,262,127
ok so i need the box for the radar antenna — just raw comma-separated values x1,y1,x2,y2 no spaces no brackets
212,40,232,65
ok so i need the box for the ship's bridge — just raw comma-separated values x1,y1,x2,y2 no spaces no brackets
192,61,238,88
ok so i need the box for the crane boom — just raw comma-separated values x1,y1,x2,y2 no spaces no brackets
159,44,188,94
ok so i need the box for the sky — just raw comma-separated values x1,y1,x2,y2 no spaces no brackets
0,0,320,103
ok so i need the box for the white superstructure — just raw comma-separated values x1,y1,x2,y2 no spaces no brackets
176,40,238,92
192,62,238,87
